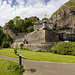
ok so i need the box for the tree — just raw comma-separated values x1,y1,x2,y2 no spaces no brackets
8,20,14,27
29,16,39,22
2,38,10,48
4,16,35,33
5,34,13,44
1,33,13,48
22,18,33,32
27,26,34,33
42,18,48,20
0,26,4,46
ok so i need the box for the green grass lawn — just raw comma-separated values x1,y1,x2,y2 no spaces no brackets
0,48,75,63
0,58,24,75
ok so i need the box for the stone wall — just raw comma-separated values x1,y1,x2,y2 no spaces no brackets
34,23,42,31
34,20,53,31
11,42,54,51
26,22,59,43
11,22,59,51
24,42,54,51
25,29,45,43
45,29,59,42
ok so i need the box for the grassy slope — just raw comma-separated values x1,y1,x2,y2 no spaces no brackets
0,48,75,63
0,58,24,75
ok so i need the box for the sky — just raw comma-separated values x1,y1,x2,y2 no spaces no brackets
0,0,69,27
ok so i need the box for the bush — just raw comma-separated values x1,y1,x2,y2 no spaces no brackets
1,34,13,48
51,42,75,56
2,41,10,48
20,43,24,49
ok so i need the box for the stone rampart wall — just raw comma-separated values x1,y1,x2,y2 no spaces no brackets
11,42,54,51
24,42,54,51
26,29,45,43
45,29,59,42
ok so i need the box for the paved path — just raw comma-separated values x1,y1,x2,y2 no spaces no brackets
0,55,75,75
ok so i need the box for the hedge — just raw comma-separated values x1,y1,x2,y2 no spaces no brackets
51,42,75,56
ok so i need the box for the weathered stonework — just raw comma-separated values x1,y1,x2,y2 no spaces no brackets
24,42,54,51
11,20,59,51
3,25,27,41
48,0,75,41
34,20,53,31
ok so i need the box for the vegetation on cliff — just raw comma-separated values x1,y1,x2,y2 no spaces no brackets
0,26,13,48
5,16,39,33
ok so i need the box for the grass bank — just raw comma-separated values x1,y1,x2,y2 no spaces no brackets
0,58,24,75
0,48,75,63
51,42,75,55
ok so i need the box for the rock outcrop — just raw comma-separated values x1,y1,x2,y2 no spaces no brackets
3,25,27,40
50,0,75,32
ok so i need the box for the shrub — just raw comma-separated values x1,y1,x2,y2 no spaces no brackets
51,42,75,56
2,41,10,48
20,43,24,49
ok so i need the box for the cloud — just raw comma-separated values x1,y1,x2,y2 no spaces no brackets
0,0,69,27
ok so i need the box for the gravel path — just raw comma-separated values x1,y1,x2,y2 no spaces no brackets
0,55,75,75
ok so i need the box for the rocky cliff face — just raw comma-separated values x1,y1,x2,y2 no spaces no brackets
50,0,75,33
3,25,27,40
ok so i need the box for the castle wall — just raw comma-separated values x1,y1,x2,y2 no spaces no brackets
24,42,54,51
34,21,53,31
34,24,42,31
11,20,59,51
45,29,59,42
11,42,54,51
25,29,45,43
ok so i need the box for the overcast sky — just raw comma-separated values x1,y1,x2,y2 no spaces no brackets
0,0,69,27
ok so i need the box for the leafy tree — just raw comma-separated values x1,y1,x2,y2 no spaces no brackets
29,16,39,22
0,26,13,47
42,18,48,20
27,26,34,33
4,34,13,44
13,16,22,32
8,20,14,27
4,16,40,33
22,18,33,32
0,26,4,46
1,34,13,48
2,38,10,48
